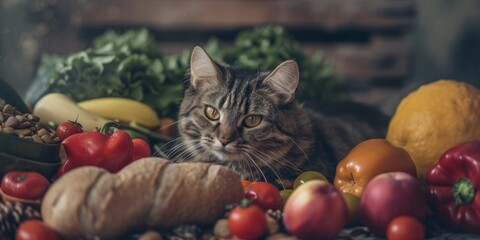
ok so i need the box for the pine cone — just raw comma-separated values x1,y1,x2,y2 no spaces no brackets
0,201,41,238
164,225,202,240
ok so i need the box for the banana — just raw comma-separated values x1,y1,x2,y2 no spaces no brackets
78,98,161,129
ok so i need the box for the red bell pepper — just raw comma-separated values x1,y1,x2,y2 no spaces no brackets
132,138,151,160
59,121,150,175
426,140,480,234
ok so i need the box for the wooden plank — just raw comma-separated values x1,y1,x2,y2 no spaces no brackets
318,38,409,84
38,32,87,56
32,0,412,85
349,86,399,107
56,0,414,31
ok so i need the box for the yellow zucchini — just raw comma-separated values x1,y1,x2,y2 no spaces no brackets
33,93,108,132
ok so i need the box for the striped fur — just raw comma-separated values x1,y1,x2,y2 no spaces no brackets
169,47,388,182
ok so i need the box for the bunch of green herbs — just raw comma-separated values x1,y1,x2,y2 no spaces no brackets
226,25,347,102
27,26,346,119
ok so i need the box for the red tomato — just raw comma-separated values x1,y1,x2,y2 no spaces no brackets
132,138,151,160
241,180,253,190
56,120,83,140
16,219,60,240
1,172,49,200
228,200,267,239
387,216,425,240
245,182,281,211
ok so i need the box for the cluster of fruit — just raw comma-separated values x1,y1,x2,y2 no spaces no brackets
2,76,480,240
210,80,480,240
0,172,58,239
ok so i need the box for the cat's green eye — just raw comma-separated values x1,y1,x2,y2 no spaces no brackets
243,115,262,128
205,105,220,121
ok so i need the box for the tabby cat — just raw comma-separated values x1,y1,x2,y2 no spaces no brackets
168,46,388,182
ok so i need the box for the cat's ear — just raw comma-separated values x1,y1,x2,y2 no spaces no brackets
263,60,300,103
190,46,221,90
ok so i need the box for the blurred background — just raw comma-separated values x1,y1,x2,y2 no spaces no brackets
1,0,480,116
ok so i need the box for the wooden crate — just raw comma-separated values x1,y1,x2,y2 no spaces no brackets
29,0,415,105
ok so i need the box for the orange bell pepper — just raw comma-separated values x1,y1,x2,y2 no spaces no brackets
334,139,417,197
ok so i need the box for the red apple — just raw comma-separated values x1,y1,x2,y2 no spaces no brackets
360,172,426,237
283,180,348,240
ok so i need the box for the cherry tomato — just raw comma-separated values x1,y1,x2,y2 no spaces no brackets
341,192,361,226
241,180,253,190
132,138,151,160
245,182,282,211
228,200,268,239
387,216,425,240
56,120,83,140
1,171,49,200
16,219,60,240
293,171,328,189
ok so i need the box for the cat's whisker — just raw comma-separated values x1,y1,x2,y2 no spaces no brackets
242,152,268,183
265,150,303,174
239,145,280,181
158,120,181,130
245,154,256,181
181,147,204,163
241,153,255,181
163,139,198,160
169,140,201,163
241,144,293,173
235,146,256,180
161,139,199,159
286,136,311,162
157,137,182,149
176,144,203,163
229,157,240,177
154,137,183,157
194,137,217,162
195,146,213,163
248,149,286,188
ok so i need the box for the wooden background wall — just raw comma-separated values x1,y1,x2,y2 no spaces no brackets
28,0,415,107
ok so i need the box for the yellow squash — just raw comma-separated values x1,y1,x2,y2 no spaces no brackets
34,93,108,132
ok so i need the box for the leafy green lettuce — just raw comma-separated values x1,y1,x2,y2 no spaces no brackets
27,29,183,118
27,26,346,119
227,26,347,102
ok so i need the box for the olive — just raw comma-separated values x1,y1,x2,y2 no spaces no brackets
341,192,361,226
293,171,328,189
279,189,293,209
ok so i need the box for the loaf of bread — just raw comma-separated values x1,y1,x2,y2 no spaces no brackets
41,157,244,239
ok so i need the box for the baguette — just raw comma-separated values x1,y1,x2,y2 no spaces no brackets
41,157,244,239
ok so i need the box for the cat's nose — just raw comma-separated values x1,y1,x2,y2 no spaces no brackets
218,124,237,146
219,136,233,146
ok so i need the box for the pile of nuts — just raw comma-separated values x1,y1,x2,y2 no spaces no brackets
0,103,60,144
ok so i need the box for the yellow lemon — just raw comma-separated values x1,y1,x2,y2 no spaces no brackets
387,80,480,178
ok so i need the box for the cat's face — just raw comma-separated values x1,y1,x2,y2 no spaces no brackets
176,46,301,179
